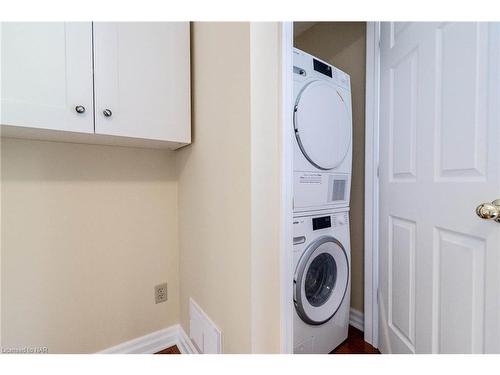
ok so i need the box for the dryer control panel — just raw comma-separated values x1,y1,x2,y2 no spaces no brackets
293,48,351,91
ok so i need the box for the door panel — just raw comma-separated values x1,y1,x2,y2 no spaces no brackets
434,228,486,353
436,23,488,180
388,216,416,352
379,22,500,354
1,22,94,133
389,48,417,181
93,22,191,142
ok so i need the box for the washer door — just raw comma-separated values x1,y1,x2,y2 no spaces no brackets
294,236,349,325
294,80,351,170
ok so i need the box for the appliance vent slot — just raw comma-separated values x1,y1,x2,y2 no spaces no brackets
331,179,346,202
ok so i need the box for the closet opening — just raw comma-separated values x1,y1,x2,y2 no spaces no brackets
281,22,379,354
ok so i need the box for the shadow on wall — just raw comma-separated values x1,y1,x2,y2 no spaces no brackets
294,22,366,57
1,139,178,182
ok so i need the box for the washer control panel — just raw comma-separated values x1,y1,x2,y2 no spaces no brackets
312,215,331,230
332,212,348,227
293,211,349,239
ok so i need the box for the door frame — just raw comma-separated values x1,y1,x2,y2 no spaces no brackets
363,21,381,348
279,21,381,353
280,21,295,354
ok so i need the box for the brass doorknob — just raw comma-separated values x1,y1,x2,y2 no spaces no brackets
476,199,500,222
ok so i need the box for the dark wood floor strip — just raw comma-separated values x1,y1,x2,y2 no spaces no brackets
155,345,181,354
331,325,380,354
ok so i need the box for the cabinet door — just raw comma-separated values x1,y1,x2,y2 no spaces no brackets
1,22,94,133
93,22,191,143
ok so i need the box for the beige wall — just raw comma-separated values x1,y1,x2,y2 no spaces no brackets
295,22,366,313
1,22,283,354
249,22,281,353
1,138,179,353
177,22,253,354
177,22,283,354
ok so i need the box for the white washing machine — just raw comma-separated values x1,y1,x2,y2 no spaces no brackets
293,208,351,354
293,48,352,213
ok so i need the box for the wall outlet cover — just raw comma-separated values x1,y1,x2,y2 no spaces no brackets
154,283,168,304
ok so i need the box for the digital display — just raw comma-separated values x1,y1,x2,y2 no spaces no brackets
312,216,331,231
313,59,332,78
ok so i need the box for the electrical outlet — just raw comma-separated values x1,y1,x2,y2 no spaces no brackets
155,283,168,304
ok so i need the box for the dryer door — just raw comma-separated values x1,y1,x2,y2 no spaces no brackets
294,236,349,325
294,80,351,170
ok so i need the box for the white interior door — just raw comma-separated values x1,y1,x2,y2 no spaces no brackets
1,22,94,133
93,22,191,143
378,22,500,353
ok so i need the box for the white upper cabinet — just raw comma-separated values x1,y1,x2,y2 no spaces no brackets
0,22,191,149
93,22,191,144
1,22,94,133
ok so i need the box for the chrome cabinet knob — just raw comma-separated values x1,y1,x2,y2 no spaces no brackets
103,109,113,117
75,105,86,114
476,199,500,222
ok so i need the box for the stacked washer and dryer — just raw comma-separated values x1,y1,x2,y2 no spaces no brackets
292,48,353,354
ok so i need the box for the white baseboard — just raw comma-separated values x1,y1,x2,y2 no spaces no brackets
176,324,199,354
349,308,364,332
98,324,198,354
98,309,364,354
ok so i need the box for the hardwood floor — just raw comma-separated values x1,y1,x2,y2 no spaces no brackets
156,345,181,354
331,325,380,354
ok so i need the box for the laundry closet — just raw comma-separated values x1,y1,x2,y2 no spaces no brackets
292,22,367,353
2,21,497,355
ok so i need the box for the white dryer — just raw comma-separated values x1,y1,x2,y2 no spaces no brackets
293,208,351,354
293,48,352,213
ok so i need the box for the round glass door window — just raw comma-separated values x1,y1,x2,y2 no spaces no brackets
294,80,351,170
294,236,349,325
305,253,337,307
